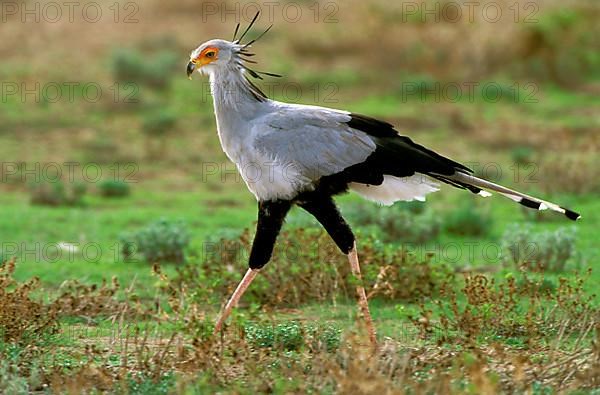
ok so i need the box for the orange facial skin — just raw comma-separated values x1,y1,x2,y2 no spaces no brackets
193,47,219,66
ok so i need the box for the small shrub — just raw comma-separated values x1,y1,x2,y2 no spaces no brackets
112,48,178,91
142,110,177,137
98,179,131,198
0,259,58,343
500,224,577,272
52,277,128,318
29,180,87,207
112,49,144,85
120,219,190,264
399,200,426,215
443,201,492,237
0,359,31,395
412,269,597,346
511,146,535,165
71,182,87,205
245,321,342,352
83,137,121,164
343,203,440,243
524,8,590,86
29,180,64,206
121,372,176,395
141,51,179,91
538,154,600,194
246,322,305,351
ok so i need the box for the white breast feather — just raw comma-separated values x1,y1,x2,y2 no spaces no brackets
236,153,312,201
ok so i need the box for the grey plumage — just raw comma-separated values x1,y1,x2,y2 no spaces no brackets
255,105,376,182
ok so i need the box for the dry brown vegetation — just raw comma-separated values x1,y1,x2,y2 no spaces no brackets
1,240,599,393
537,154,600,195
0,259,58,343
178,228,452,306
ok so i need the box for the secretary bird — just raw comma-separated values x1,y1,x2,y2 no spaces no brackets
187,13,580,345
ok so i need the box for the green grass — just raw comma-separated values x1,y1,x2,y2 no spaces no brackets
3,181,595,286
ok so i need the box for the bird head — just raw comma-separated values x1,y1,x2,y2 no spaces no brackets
187,12,280,81
187,39,236,77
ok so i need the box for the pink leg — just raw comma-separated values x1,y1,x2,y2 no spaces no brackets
348,242,377,347
214,268,260,334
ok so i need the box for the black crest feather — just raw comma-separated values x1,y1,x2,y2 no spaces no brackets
232,11,282,84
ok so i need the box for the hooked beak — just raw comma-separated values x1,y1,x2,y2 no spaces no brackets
186,61,196,79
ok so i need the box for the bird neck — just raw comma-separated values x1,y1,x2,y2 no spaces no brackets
208,65,270,118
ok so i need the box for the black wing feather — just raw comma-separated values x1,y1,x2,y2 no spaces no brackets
347,113,472,177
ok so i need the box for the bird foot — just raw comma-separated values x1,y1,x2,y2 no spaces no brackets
348,243,377,348
214,268,260,335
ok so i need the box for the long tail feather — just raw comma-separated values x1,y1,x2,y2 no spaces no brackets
448,172,581,221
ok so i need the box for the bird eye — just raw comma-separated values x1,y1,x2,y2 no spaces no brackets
206,51,215,58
